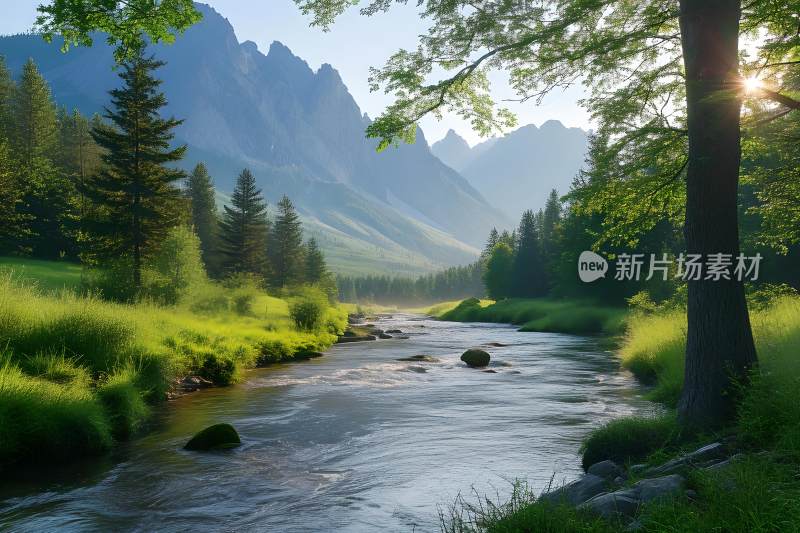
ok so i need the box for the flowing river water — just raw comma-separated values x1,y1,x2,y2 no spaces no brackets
0,314,655,532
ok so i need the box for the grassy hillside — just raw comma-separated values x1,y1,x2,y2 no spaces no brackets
0,259,347,468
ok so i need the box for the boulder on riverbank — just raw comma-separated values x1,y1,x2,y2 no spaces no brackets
184,423,241,451
337,335,377,343
397,355,440,363
461,348,491,367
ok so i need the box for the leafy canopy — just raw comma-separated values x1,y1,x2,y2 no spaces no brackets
35,0,202,63
296,0,800,245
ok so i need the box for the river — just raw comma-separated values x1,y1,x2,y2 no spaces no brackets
0,314,654,532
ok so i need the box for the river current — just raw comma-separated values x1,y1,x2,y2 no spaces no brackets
0,314,654,532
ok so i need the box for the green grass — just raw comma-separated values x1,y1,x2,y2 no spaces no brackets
0,257,83,292
0,266,347,468
580,414,680,471
436,297,627,336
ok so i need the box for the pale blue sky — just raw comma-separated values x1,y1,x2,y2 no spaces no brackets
0,1,590,145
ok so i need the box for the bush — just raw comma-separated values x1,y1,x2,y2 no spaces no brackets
232,289,255,316
143,226,208,305
289,287,328,331
199,352,240,385
97,367,149,440
580,414,679,470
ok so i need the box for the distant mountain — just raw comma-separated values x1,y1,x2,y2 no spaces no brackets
431,121,588,221
0,3,510,275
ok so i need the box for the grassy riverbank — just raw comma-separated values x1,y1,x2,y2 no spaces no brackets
432,297,627,336
0,263,347,469
443,296,800,532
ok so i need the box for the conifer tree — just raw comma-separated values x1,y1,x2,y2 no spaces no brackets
483,243,514,301
0,140,21,253
219,168,269,275
269,195,305,287
481,227,499,260
0,57,14,140
85,48,186,288
13,59,71,258
513,210,546,297
186,162,220,275
304,237,327,284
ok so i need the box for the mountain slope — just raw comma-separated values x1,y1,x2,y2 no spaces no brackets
0,3,508,274
432,122,588,221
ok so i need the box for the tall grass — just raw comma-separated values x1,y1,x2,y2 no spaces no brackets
0,270,347,467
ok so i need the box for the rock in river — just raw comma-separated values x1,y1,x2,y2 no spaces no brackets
396,355,440,363
184,423,242,451
460,349,491,368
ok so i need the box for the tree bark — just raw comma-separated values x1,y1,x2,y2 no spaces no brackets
678,0,757,429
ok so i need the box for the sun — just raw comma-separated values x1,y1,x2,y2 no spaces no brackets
743,76,763,93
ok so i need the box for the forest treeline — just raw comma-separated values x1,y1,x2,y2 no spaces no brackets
0,51,333,301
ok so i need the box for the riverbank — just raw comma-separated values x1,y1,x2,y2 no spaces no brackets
438,296,800,531
430,297,627,336
0,271,347,470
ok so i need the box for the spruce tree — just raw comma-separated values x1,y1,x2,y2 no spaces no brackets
13,58,71,258
0,57,14,140
269,195,304,287
304,237,327,284
85,48,186,288
512,210,546,298
186,163,220,275
0,140,21,253
483,243,514,301
219,168,269,275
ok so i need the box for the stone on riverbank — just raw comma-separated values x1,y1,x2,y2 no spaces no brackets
184,423,241,451
587,460,625,480
397,355,440,363
540,474,608,506
460,349,491,367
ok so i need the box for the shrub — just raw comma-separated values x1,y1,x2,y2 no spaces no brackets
97,367,149,440
580,414,679,470
143,226,208,305
232,289,255,316
289,287,328,331
199,352,240,385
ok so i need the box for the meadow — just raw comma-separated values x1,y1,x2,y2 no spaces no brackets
0,258,347,469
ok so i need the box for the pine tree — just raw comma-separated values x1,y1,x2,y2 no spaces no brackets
0,57,14,140
270,195,305,288
481,227,499,260
483,243,514,300
219,168,269,275
540,189,562,257
85,49,186,288
186,163,220,275
512,210,546,298
13,58,71,258
304,237,327,284
0,139,21,253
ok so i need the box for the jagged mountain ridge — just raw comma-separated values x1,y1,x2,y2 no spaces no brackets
0,3,510,274
432,122,588,221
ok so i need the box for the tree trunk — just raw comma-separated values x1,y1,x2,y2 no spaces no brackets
677,0,757,429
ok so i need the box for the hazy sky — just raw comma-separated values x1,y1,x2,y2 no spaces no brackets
0,1,590,145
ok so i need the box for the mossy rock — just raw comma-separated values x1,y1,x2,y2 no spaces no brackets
184,423,241,451
461,349,491,368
